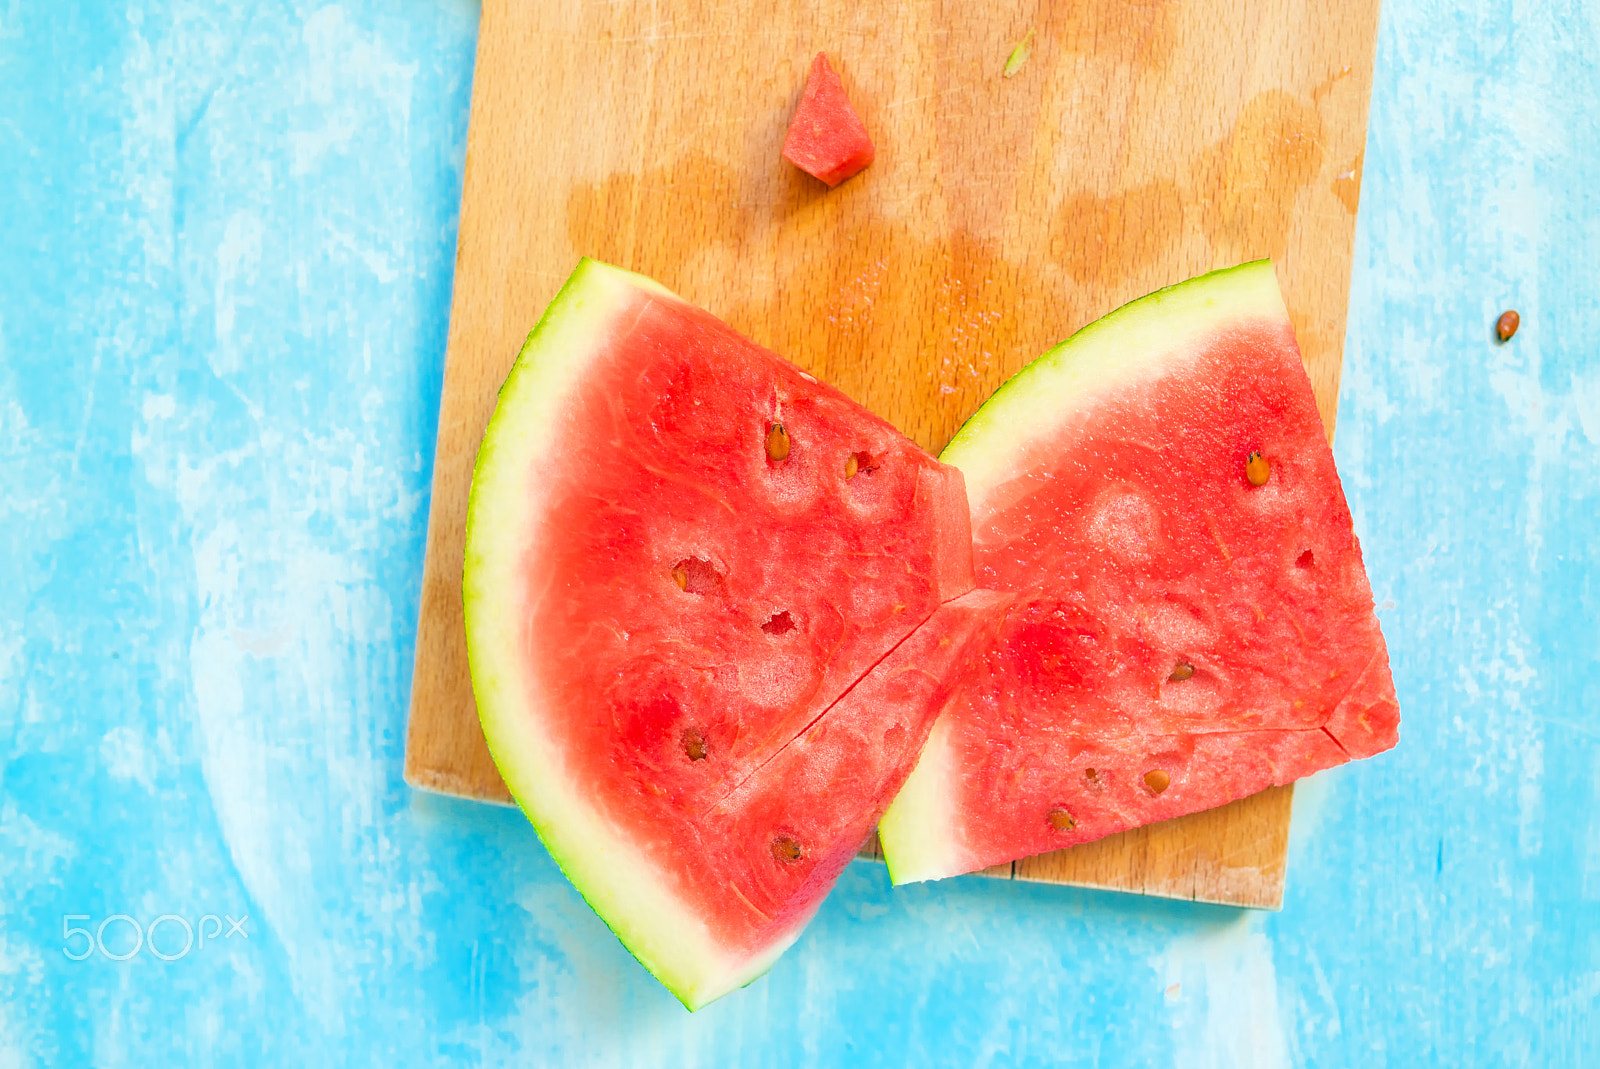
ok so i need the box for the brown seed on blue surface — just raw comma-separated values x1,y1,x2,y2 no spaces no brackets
1497,310,1520,341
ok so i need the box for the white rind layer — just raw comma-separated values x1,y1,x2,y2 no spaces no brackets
943,260,1291,518
878,260,1291,886
876,716,965,884
464,259,793,1010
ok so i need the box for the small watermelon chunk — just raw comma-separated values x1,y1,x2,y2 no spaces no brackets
465,259,977,1008
879,260,1401,885
781,53,875,188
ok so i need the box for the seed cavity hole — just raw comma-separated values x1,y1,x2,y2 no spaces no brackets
681,727,708,761
765,422,791,462
771,836,803,863
1047,807,1077,831
1144,769,1171,795
761,610,795,635
845,451,876,480
1296,549,1315,569
671,557,722,596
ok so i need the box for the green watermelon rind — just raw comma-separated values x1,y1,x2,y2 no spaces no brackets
942,259,1289,515
464,259,797,1010
879,259,1292,886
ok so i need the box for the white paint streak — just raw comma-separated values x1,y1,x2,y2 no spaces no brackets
213,211,263,377
1571,367,1600,446
100,725,156,789
1285,767,1335,864
0,931,45,1068
133,371,426,1036
0,802,78,882
141,393,177,421
1584,749,1600,902
1154,915,1291,1069
293,6,417,178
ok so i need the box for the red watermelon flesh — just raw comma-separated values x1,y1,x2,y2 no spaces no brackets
465,259,976,1008
878,260,1400,885
691,588,1011,938
781,53,875,188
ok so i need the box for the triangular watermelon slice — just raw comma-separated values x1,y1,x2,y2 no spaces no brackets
879,260,1400,885
464,259,988,1008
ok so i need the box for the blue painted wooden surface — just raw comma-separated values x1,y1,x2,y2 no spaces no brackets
3,1,1596,1064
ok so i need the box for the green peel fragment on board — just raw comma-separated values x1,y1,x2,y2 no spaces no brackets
1003,29,1035,78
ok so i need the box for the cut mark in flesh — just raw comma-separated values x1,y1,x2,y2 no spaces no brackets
761,610,796,635
1296,549,1315,569
706,600,944,811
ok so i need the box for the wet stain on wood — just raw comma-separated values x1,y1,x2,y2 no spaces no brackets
1333,152,1365,214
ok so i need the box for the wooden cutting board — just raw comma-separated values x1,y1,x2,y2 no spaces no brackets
405,0,1380,909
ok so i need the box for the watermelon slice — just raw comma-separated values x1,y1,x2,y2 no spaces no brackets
464,258,984,1008
878,260,1400,885
781,53,875,188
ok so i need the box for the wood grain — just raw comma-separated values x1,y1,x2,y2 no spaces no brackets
405,0,1380,910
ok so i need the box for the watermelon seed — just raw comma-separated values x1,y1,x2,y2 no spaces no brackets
1245,451,1271,486
1084,767,1099,783
771,837,803,863
766,422,791,462
1144,769,1172,795
1047,807,1077,830
761,611,795,635
1496,309,1520,341
671,563,688,590
682,727,708,761
845,451,875,480
1168,662,1195,682
1296,549,1315,569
